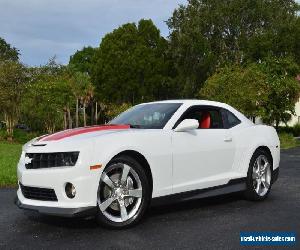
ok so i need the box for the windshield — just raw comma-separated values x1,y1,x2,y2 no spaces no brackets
109,103,182,129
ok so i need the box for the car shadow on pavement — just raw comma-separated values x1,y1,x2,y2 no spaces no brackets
23,211,99,229
23,192,245,229
148,192,244,217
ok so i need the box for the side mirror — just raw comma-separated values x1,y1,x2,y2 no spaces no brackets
174,119,199,132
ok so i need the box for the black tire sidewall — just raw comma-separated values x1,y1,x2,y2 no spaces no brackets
96,155,151,229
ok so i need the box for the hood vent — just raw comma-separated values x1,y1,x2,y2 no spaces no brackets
31,143,47,147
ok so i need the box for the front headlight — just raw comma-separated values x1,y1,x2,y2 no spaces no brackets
25,152,80,169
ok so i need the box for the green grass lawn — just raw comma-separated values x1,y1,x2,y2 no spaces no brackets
0,142,22,187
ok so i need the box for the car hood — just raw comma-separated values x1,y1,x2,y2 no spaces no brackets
34,125,131,144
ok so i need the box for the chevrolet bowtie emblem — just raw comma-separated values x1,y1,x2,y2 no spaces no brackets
24,156,32,164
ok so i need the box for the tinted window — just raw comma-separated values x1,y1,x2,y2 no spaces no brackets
175,106,223,129
109,103,182,129
222,109,241,128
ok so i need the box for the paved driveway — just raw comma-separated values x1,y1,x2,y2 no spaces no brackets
0,148,299,250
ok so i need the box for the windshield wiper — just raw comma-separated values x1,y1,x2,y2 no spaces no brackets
108,123,142,128
128,124,142,128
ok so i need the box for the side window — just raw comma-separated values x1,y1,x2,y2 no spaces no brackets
175,106,224,129
222,109,241,128
209,110,223,129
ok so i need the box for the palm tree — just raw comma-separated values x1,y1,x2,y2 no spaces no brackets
70,72,93,127
80,82,94,127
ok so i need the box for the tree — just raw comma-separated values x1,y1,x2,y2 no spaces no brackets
80,81,94,127
103,103,132,122
69,71,93,127
92,19,175,104
22,75,74,133
200,64,270,119
258,57,300,128
69,47,96,75
22,59,75,133
0,37,19,62
167,0,300,97
0,61,27,139
200,57,300,128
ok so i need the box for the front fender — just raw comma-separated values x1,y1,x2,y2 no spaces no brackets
91,130,173,198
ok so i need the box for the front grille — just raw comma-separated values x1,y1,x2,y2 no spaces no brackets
25,152,79,169
20,183,58,201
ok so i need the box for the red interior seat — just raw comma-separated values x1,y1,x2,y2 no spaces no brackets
200,112,211,129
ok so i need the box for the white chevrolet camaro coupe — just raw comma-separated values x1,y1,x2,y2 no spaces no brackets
16,100,280,228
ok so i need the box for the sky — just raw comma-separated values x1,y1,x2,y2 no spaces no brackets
1,0,299,66
0,0,187,66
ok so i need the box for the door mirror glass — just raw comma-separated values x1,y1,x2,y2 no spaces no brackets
174,119,199,132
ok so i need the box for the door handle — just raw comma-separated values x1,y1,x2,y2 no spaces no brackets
224,137,232,142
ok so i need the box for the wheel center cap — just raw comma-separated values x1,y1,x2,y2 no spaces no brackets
115,187,124,198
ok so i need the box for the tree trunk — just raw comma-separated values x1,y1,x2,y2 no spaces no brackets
67,107,72,129
63,111,67,130
275,120,279,131
91,100,94,125
95,102,98,124
4,113,14,141
46,122,55,134
76,98,79,128
83,104,86,127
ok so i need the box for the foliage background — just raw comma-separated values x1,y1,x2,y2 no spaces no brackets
0,0,300,140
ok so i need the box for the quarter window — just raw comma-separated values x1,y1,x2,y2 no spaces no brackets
222,109,241,128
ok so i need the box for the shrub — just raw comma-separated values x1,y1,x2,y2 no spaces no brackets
279,133,299,149
0,129,40,144
278,124,300,137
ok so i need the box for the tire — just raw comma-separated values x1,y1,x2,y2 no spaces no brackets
244,149,273,201
96,155,151,229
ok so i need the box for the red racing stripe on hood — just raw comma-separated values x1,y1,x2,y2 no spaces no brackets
39,125,130,141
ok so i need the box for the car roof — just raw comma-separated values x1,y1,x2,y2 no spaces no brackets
142,99,232,109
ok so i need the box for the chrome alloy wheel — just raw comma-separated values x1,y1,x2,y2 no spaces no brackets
252,155,271,196
98,163,143,223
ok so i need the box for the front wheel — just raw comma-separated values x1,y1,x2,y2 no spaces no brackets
244,149,273,201
96,155,151,228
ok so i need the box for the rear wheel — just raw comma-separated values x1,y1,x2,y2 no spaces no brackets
244,149,273,201
96,155,150,228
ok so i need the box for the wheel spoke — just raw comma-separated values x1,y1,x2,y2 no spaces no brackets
101,173,115,189
262,162,269,172
119,200,129,221
127,188,142,198
99,197,116,212
121,164,131,184
262,180,270,189
255,179,261,194
257,156,264,170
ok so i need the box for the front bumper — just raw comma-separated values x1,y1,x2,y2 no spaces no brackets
15,196,97,218
16,146,103,216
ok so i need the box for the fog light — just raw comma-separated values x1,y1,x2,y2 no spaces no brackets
65,183,76,199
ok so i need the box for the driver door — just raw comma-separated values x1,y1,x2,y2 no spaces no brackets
171,105,236,194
